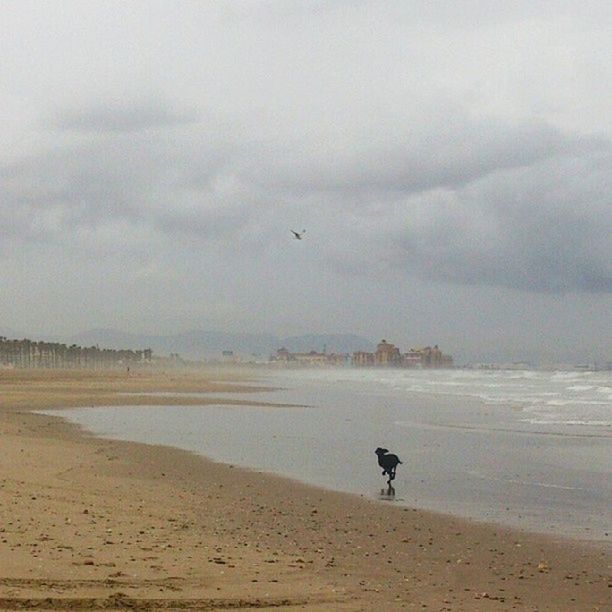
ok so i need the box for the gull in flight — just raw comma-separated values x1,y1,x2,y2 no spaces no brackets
291,229,306,240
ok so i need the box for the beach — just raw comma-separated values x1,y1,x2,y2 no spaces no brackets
0,368,610,610
56,367,611,542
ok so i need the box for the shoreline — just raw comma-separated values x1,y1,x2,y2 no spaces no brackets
40,408,612,547
46,399,610,546
55,371,609,544
1,369,610,610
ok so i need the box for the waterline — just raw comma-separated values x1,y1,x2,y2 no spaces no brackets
42,368,611,542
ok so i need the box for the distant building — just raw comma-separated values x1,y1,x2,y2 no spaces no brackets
402,345,453,368
375,339,401,366
353,340,453,368
273,348,349,367
275,347,292,362
352,351,375,367
402,349,423,368
274,340,453,369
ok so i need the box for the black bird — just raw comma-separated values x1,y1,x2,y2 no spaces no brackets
375,447,402,484
291,229,306,240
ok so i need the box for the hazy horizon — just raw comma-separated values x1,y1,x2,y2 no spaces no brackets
1,1,610,364
0,325,607,366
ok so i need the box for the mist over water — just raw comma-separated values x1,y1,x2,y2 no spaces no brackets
277,368,612,431
49,368,611,542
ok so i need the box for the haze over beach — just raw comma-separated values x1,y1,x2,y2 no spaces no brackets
1,1,611,610
1,1,611,364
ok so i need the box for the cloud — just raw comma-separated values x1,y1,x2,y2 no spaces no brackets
370,149,612,293
2,100,610,294
244,116,610,295
243,113,605,195
52,101,199,133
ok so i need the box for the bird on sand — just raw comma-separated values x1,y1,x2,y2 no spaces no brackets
291,229,306,240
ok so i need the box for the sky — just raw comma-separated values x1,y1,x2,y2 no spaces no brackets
1,0,611,363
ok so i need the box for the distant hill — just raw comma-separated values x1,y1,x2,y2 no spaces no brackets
67,329,374,360
281,334,372,355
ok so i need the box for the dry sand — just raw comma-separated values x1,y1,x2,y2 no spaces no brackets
0,368,609,610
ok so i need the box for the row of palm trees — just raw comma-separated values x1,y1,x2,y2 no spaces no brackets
0,336,152,369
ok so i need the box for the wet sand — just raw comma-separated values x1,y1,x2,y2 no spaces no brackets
0,368,610,610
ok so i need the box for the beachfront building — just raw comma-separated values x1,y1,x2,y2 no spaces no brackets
402,345,453,368
275,347,292,362
273,348,349,367
352,351,375,367
402,349,423,368
353,340,453,368
273,341,453,369
375,339,401,366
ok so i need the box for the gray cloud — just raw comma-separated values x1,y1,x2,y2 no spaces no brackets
389,151,612,293
322,147,612,293
1,1,611,361
242,115,606,195
2,107,610,295
52,102,199,133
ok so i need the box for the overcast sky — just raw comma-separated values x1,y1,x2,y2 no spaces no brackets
1,0,610,363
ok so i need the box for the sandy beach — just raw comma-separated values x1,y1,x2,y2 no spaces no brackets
0,369,609,610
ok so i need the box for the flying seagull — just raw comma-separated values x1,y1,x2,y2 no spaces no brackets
291,229,306,240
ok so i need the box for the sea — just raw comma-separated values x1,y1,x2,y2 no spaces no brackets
44,368,611,542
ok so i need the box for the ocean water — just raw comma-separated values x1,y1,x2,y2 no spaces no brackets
46,368,611,542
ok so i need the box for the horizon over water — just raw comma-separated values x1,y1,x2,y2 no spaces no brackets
46,368,611,543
